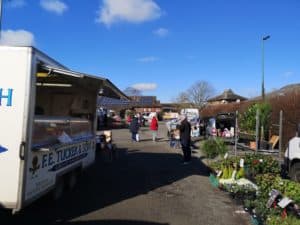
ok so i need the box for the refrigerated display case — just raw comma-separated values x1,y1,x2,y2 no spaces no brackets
32,116,92,147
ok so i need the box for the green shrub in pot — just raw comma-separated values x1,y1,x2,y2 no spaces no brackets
202,138,229,159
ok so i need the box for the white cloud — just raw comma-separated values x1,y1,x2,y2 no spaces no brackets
153,27,168,37
0,30,35,46
137,56,159,62
7,0,26,8
40,0,68,15
132,83,157,91
96,0,162,27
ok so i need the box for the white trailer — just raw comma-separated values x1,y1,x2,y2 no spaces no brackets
0,46,124,213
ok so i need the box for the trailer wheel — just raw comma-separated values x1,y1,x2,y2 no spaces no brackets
0,209,11,218
290,163,300,182
53,177,64,201
112,144,118,160
68,171,78,190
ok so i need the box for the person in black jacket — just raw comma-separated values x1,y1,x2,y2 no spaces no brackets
179,114,191,164
129,116,140,142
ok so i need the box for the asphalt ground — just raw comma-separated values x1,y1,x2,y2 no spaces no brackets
2,122,251,225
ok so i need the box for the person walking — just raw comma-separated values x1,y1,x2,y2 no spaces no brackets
150,114,159,142
179,114,191,164
129,116,140,142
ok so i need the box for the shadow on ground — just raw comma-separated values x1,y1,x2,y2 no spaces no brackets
2,147,210,225
58,219,169,225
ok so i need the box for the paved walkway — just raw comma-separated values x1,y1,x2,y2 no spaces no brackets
92,123,251,225
3,122,251,225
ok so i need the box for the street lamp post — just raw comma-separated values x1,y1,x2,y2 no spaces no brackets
261,35,270,100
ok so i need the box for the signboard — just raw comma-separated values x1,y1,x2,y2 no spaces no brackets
25,139,95,200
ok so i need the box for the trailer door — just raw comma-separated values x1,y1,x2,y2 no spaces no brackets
0,47,32,210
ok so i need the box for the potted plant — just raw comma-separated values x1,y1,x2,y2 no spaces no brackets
239,102,272,148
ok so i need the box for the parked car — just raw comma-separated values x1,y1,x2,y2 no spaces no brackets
205,112,236,138
205,117,217,137
162,112,179,121
216,112,235,138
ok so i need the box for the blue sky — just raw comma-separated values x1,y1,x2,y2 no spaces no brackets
1,0,300,102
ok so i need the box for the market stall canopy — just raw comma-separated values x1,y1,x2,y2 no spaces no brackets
38,64,128,100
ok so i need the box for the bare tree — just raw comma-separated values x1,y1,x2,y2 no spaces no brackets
175,91,190,103
186,81,215,109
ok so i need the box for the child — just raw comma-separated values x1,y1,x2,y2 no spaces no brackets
169,129,180,149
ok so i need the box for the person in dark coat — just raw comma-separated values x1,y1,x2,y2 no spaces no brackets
129,116,140,142
179,114,191,164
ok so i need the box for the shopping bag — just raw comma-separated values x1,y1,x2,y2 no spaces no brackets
136,133,139,142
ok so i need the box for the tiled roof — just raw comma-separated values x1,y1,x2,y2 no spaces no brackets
208,89,247,102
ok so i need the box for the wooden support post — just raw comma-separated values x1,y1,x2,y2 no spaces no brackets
255,109,260,152
234,111,238,157
279,110,283,159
